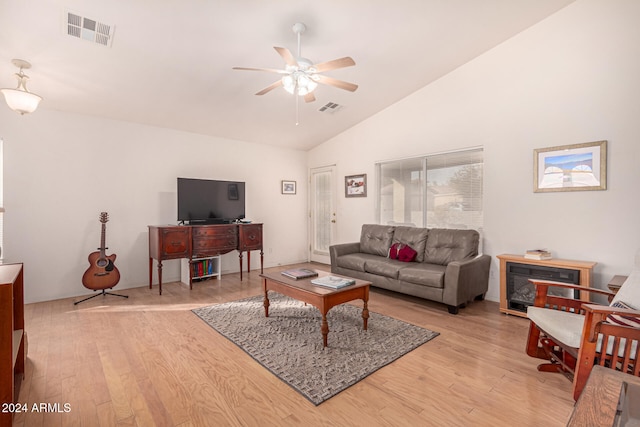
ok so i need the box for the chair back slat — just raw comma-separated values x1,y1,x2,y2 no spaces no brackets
596,322,640,376
545,295,584,313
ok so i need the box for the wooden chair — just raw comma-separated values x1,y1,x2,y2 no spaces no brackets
526,259,640,401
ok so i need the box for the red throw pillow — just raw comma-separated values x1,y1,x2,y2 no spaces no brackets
389,243,401,260
388,243,417,262
398,244,417,262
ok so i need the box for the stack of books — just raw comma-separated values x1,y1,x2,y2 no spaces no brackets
524,249,552,260
281,268,318,279
311,276,355,289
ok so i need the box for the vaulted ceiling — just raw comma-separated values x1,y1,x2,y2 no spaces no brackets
0,0,575,150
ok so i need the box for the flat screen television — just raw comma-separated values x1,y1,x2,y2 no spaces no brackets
177,178,245,224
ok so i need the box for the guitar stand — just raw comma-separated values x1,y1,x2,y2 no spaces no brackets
74,288,129,305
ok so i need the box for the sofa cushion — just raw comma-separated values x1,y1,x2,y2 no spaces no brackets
336,253,376,272
607,301,640,328
398,263,446,288
423,228,479,265
611,255,640,308
528,306,638,358
392,227,428,262
364,257,403,279
360,224,395,257
527,306,584,348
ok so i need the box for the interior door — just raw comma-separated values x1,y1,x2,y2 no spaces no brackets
309,166,336,264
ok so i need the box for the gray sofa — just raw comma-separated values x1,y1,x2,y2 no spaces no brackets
329,224,491,314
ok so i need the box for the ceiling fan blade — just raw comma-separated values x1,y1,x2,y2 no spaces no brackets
313,57,356,72
274,47,298,67
233,67,288,74
315,75,358,92
304,92,316,103
255,80,283,96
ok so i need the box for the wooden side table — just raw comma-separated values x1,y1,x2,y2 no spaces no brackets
567,365,640,426
607,274,628,293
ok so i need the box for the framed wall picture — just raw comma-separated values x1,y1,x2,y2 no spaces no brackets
282,180,296,195
534,140,607,193
345,174,367,197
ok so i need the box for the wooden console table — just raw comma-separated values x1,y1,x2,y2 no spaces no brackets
497,254,596,318
148,223,263,294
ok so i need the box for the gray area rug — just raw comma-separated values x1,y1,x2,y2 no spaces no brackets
192,293,439,405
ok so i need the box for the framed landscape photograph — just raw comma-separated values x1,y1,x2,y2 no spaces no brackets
281,180,296,195
533,140,607,193
345,174,367,198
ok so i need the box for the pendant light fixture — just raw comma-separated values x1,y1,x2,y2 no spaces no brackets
1,59,43,115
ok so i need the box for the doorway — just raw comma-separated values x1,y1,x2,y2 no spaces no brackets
309,166,336,264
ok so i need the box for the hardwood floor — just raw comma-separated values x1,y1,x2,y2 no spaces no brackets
14,263,575,426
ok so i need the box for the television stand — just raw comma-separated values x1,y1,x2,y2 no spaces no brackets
148,223,263,294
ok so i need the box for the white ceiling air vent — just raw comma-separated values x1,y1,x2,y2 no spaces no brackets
318,102,343,114
66,11,114,47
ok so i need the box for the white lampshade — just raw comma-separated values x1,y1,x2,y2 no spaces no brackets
282,74,295,95
1,88,42,115
1,59,43,115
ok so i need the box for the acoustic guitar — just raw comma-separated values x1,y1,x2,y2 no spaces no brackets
82,212,121,290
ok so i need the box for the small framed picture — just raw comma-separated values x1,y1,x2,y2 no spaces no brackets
282,180,296,195
345,174,367,198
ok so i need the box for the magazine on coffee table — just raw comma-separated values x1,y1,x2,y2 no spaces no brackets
281,268,318,280
311,276,355,289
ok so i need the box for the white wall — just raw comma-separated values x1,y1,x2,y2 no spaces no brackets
308,0,640,302
1,109,309,303
4,0,638,305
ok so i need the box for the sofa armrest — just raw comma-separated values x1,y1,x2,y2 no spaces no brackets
442,254,491,307
329,242,361,271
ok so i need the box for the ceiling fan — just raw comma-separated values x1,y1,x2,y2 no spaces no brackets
233,22,358,104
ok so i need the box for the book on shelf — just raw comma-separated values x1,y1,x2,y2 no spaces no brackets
311,276,356,289
281,268,318,280
524,249,552,260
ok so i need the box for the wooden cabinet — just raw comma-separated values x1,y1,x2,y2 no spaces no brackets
148,224,263,294
192,225,237,255
497,254,596,318
0,263,24,427
238,224,264,281
148,226,191,260
148,226,192,295
239,223,262,251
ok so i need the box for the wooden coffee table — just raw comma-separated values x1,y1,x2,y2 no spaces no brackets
260,270,370,347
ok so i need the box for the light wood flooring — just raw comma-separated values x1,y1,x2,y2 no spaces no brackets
14,263,575,426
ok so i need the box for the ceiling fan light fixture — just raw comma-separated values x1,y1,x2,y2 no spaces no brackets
282,71,318,96
1,59,43,115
